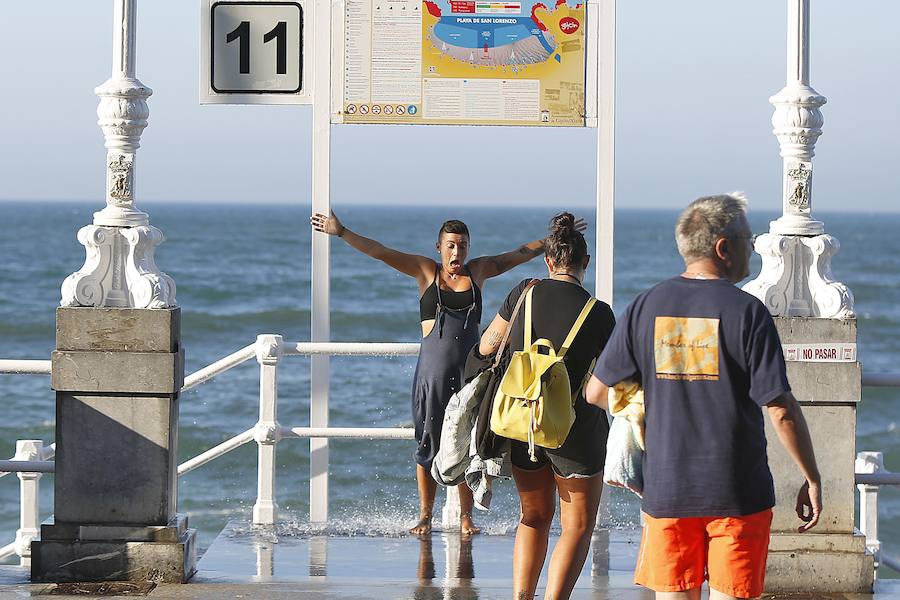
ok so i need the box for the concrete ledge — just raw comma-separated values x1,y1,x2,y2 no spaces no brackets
41,515,188,543
766,543,874,594
775,316,857,344
769,532,868,553
51,350,184,394
785,361,861,403
56,307,180,352
31,528,197,584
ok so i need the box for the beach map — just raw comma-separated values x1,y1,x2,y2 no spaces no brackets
341,0,586,126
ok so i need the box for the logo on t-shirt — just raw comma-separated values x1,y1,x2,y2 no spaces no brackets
654,317,720,381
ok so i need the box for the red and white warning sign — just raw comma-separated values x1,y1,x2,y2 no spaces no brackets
782,343,857,362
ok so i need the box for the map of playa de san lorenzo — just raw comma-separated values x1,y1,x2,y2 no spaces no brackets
341,0,586,126
421,0,585,125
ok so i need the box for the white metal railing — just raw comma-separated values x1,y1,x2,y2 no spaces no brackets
854,451,900,572
0,360,51,375
3,341,899,569
0,440,53,566
0,336,429,566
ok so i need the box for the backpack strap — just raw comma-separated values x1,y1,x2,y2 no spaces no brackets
523,285,536,349
492,279,539,369
558,297,597,358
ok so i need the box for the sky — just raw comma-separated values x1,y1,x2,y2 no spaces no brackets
0,1,897,213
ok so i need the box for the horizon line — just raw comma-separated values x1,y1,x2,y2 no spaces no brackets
1,197,899,215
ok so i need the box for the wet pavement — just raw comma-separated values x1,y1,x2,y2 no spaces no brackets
1,523,897,599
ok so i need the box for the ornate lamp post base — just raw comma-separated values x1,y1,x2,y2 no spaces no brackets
743,233,854,319
61,225,176,309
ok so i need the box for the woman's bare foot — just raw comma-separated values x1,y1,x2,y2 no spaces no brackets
410,514,433,535
460,513,481,536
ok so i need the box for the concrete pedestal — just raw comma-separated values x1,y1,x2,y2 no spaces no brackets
764,317,874,593
31,308,197,583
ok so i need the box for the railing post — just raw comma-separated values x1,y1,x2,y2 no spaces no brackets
14,440,43,568
441,486,461,531
253,334,283,525
856,451,883,565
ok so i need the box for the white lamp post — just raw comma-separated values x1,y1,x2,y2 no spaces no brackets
743,0,853,319
61,0,175,309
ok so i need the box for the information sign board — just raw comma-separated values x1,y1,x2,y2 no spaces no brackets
201,0,312,104
339,0,588,125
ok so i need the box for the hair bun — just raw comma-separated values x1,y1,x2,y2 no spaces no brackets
544,211,586,269
550,212,576,236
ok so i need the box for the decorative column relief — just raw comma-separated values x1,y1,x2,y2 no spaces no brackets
743,0,853,319
61,0,175,309
769,83,825,236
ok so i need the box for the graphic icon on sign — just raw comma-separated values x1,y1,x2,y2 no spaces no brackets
371,105,382,115
346,104,357,114
359,104,370,114
559,16,580,34
384,105,394,114
408,105,418,115
396,105,406,115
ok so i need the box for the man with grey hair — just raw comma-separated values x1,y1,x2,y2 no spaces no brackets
586,193,821,600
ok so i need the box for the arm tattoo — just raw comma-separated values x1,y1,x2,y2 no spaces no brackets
486,329,503,349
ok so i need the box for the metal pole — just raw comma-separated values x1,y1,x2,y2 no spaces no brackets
14,440,43,567
310,0,333,525
594,0,615,305
253,335,283,525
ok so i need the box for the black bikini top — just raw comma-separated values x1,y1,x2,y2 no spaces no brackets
419,264,482,323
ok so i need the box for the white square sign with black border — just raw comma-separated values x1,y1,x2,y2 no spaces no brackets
201,0,312,104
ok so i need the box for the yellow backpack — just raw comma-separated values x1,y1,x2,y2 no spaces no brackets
490,285,596,461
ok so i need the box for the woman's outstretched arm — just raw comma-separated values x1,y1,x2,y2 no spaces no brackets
468,218,587,282
311,210,433,285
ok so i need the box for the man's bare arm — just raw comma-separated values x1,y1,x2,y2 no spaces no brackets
584,375,610,411
767,392,822,532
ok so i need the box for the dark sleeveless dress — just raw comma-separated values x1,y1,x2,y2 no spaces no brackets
412,265,482,468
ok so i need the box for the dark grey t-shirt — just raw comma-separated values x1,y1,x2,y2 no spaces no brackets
593,276,789,518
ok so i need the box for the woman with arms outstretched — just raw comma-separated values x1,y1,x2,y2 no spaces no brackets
311,209,580,535
477,213,615,598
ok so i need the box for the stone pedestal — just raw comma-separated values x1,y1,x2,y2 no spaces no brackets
32,308,197,583
763,317,873,593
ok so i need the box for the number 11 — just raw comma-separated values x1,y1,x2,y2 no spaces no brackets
226,21,288,75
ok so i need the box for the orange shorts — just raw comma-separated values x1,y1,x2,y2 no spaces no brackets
634,509,773,599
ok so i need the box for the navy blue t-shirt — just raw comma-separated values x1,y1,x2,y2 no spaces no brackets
593,276,789,518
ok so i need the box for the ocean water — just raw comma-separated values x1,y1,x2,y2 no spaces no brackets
1,201,899,564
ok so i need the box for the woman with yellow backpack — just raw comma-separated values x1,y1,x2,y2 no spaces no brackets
477,212,616,600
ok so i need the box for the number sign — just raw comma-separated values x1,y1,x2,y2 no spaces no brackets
201,0,311,105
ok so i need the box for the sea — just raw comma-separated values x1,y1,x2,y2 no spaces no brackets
1,201,899,569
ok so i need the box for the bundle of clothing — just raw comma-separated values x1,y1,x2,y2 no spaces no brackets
603,379,644,497
430,347,511,510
